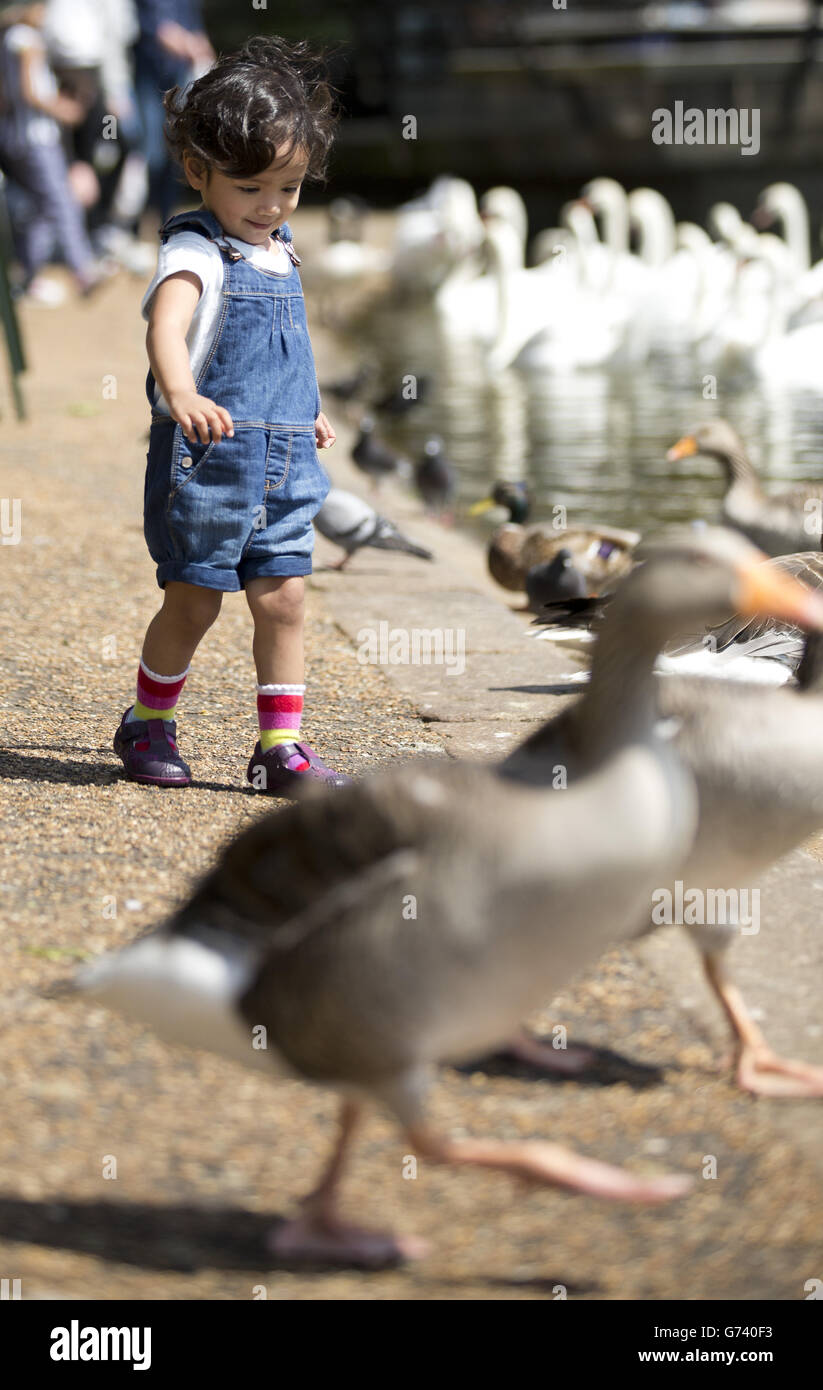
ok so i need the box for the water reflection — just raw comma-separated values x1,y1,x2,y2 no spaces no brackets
331,299,823,540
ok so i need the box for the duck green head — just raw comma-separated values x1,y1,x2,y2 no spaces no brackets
469,480,531,523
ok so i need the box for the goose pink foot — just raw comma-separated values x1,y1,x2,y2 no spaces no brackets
702,955,823,1099
410,1129,692,1203
737,1046,823,1098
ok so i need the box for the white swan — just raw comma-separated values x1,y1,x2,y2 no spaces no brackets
755,182,823,326
581,177,648,304
434,184,534,334
755,182,810,275
705,230,823,389
479,185,529,263
486,215,631,371
392,176,485,293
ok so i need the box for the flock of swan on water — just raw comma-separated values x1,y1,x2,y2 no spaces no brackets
317,175,823,388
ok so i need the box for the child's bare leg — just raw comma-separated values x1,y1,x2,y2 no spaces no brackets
245,576,305,684
142,581,224,674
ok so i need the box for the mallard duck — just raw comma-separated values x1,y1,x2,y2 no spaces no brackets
469,481,640,594
503,533,823,1097
75,530,823,1265
314,488,433,570
667,419,823,555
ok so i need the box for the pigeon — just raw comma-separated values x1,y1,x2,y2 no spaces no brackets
314,488,433,569
351,416,409,490
414,436,456,519
320,365,373,401
374,374,431,415
525,549,588,612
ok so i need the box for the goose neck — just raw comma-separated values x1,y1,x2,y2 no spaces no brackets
717,441,763,494
574,613,662,758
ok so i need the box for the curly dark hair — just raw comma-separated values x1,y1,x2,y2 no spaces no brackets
163,35,339,183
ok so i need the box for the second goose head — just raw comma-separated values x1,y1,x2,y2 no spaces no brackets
667,420,761,492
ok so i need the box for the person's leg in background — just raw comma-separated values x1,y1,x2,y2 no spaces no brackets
0,139,101,293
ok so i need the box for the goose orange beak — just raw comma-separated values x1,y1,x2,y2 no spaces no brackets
736,560,823,631
666,435,699,462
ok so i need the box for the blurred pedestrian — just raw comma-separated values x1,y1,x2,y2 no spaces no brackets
0,2,106,300
43,0,153,271
133,0,213,222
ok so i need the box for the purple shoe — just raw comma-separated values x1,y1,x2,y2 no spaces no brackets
113,708,192,787
246,740,351,795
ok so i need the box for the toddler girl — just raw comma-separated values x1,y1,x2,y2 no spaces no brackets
114,35,347,793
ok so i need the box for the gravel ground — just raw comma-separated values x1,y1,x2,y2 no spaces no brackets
1,232,821,1301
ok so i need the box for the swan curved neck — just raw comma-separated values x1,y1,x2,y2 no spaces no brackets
630,194,676,267
768,185,810,273
586,182,629,255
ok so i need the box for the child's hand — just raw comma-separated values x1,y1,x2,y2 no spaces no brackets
315,412,336,450
168,391,235,445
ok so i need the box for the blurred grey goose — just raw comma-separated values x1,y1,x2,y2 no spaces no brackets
75,532,816,1265
502,532,823,1097
691,550,823,675
533,549,823,684
72,547,732,1264
650,549,823,684
668,420,823,556
314,487,433,570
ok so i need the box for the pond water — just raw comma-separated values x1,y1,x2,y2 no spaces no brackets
329,298,823,543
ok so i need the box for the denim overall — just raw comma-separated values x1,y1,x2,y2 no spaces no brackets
143,206,330,590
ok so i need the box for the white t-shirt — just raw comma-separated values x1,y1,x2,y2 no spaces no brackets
141,230,290,415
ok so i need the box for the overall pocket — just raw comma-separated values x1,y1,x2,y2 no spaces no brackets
170,428,217,494
263,430,294,492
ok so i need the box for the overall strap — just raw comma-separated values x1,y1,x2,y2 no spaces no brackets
274,222,301,266
158,206,244,262
159,208,301,266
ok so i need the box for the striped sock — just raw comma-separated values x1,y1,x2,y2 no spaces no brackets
257,682,308,764
129,659,189,723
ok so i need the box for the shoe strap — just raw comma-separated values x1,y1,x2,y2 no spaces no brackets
146,718,178,747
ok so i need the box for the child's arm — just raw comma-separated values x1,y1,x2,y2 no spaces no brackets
146,272,234,444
